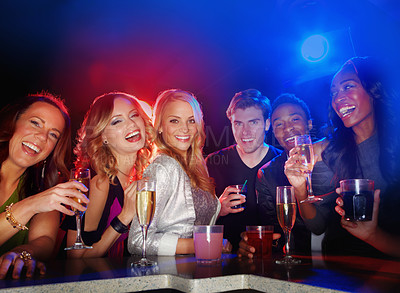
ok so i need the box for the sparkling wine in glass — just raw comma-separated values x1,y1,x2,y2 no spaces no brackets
133,177,156,267
294,134,322,203
275,186,300,265
65,168,93,250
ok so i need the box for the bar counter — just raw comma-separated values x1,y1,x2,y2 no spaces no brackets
1,252,399,292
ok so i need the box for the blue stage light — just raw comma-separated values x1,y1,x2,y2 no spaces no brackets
301,35,329,62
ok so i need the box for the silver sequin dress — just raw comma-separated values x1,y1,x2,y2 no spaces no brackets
128,154,220,255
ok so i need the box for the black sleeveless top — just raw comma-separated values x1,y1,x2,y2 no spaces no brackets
62,177,129,258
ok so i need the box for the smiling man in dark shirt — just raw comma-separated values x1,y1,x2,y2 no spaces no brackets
256,93,314,255
206,89,281,253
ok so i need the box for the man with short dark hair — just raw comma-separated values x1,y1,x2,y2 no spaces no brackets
255,93,315,256
206,89,282,253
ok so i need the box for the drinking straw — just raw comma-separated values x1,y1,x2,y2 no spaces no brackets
241,180,248,192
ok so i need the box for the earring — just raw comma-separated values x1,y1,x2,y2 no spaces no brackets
40,160,46,191
41,160,46,180
103,140,108,145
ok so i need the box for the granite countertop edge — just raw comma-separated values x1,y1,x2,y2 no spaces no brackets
0,274,346,293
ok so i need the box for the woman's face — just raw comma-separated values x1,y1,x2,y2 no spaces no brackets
330,68,374,130
159,100,198,156
8,101,65,169
102,97,146,157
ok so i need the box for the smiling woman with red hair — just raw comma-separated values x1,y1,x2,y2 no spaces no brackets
65,92,155,258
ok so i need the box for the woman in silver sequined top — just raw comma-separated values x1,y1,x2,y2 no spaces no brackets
128,89,221,255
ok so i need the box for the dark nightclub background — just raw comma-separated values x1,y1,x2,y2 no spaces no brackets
1,0,399,155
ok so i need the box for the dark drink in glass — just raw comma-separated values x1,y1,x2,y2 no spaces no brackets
246,226,273,258
341,191,374,221
229,184,247,209
340,179,374,221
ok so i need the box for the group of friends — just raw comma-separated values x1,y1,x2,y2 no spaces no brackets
1,56,399,280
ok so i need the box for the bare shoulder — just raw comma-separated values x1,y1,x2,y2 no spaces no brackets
90,174,110,197
313,138,329,161
85,174,110,231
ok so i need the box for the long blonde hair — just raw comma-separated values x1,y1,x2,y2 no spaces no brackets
153,89,214,194
74,92,155,183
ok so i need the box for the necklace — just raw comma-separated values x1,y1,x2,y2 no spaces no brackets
117,168,135,185
117,168,131,177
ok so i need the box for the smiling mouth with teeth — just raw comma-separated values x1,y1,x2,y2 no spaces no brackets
339,105,356,117
22,141,40,153
242,138,254,142
125,131,140,140
285,136,296,143
176,136,190,141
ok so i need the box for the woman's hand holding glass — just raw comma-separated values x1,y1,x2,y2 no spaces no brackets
3,180,89,235
65,168,92,250
30,180,89,216
0,177,89,278
335,188,380,242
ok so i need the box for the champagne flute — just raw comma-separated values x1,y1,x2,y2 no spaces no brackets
65,168,93,250
275,186,300,265
294,134,322,203
133,177,156,267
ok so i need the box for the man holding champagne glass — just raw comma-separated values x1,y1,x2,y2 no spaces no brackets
239,93,335,258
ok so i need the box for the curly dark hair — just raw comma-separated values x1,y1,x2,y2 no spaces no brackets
271,93,311,121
